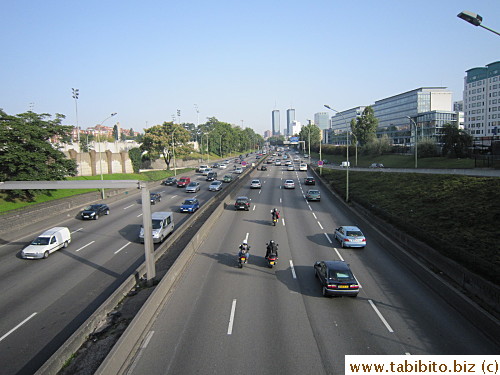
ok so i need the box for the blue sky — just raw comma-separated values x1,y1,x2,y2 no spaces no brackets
1,0,499,135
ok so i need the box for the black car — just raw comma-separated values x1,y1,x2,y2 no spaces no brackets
304,177,315,185
314,261,359,297
162,177,177,186
150,192,161,205
261,165,268,171
81,204,110,220
206,171,218,181
234,196,251,211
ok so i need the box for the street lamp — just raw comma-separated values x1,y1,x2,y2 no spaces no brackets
172,128,177,176
324,105,349,202
72,88,80,175
457,11,500,36
406,116,418,169
98,112,117,199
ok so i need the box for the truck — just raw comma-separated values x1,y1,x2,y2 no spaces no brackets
21,227,71,259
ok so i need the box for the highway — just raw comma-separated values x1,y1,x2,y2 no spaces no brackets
123,157,498,375
0,159,242,375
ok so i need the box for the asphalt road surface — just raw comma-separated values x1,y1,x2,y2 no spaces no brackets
124,159,497,375
0,159,244,375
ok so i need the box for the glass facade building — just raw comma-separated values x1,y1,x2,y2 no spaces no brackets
286,109,295,137
272,110,280,136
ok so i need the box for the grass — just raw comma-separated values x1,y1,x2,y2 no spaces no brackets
0,168,193,213
318,168,500,285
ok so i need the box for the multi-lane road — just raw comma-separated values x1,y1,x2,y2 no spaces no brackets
121,157,498,375
0,160,242,375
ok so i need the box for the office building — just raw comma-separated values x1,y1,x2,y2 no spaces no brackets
329,106,366,145
314,112,330,130
291,120,301,136
272,110,280,136
463,61,500,144
286,109,295,137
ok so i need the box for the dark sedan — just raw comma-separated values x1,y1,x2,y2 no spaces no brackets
162,177,177,186
81,204,110,220
150,193,162,204
234,196,251,211
314,260,359,297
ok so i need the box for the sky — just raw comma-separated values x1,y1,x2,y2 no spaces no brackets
1,0,499,136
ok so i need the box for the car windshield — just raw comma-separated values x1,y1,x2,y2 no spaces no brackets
31,237,50,245
236,199,248,203
309,190,319,194
184,199,195,204
84,205,99,211
187,183,197,187
329,271,353,281
347,231,363,237
152,219,162,230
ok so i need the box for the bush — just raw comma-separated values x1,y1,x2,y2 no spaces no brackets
417,138,439,158
362,135,391,156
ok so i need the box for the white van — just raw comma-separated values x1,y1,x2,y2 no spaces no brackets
139,212,174,243
340,161,350,167
21,227,71,259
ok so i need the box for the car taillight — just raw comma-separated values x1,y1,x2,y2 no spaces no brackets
327,284,337,289
350,284,359,289
362,238,366,242
344,238,350,242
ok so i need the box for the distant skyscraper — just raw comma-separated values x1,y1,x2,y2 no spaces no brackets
286,109,295,137
272,110,280,136
264,130,272,139
314,112,330,130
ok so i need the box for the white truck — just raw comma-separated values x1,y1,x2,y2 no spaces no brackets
21,227,71,259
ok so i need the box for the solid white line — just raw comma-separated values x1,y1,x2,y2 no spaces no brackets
76,241,95,252
317,221,324,230
333,247,344,261
324,233,332,243
227,299,237,335
0,312,37,342
141,330,155,348
72,228,83,234
312,213,317,219
289,260,297,279
114,242,132,254
368,299,394,333
123,204,135,210
137,213,143,217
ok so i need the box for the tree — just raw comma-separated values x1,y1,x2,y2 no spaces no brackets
141,122,193,170
351,106,379,146
128,147,142,173
441,123,473,158
299,123,321,151
112,124,119,140
0,109,77,200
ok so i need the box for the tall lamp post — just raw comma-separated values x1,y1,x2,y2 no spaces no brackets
72,88,80,175
172,127,177,176
406,116,418,169
324,105,349,202
457,11,500,36
98,113,117,199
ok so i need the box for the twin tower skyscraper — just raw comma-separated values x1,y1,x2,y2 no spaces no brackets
272,108,295,137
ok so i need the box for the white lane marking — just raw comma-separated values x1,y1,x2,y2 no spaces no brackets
0,312,37,343
281,218,285,226
252,205,256,211
289,260,297,279
142,330,155,348
308,205,312,211
324,233,332,243
317,221,324,230
333,247,344,261
170,195,177,199
368,299,394,333
76,241,95,252
244,233,249,242
126,331,155,375
72,228,83,234
227,299,237,335
280,197,282,203
114,242,132,254
137,213,143,217
124,204,135,210
259,190,261,194
312,213,317,219
353,274,362,288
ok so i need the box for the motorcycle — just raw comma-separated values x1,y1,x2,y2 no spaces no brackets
238,252,248,268
266,254,278,268
272,217,277,226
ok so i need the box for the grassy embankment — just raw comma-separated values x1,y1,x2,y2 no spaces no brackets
317,167,499,285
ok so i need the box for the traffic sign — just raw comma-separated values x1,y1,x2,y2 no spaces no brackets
318,160,324,167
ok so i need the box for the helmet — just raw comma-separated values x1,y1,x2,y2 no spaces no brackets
270,240,274,244
243,240,247,244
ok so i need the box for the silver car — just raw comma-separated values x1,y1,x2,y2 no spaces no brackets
250,179,262,189
283,179,295,189
208,180,223,191
185,181,200,193
334,226,366,248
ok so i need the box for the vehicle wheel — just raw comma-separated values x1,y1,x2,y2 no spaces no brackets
95,214,99,220
341,241,346,249
238,263,243,268
105,210,110,215
314,271,318,278
322,287,329,297
44,251,49,259
63,241,69,248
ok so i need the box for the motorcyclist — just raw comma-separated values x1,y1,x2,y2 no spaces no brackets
238,240,250,262
271,208,280,222
265,240,278,259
